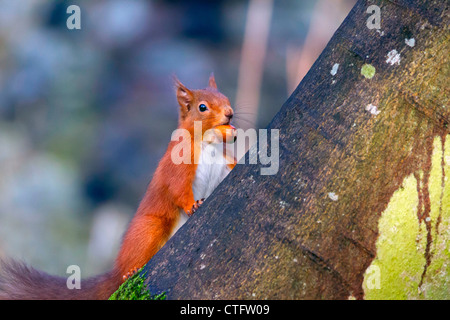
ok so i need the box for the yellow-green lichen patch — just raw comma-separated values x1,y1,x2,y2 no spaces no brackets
364,135,450,299
361,64,376,79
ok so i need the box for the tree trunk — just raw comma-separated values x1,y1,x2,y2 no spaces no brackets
142,0,449,300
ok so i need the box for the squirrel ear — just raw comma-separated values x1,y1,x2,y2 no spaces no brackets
208,73,217,89
174,76,193,113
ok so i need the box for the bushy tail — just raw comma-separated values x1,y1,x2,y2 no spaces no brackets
0,259,122,300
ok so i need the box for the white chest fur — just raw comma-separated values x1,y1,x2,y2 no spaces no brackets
170,142,232,237
192,142,232,201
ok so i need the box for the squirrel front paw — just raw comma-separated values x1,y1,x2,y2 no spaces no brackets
122,267,139,282
186,199,205,217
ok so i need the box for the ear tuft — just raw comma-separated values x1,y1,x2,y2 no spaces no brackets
173,76,193,113
208,72,217,89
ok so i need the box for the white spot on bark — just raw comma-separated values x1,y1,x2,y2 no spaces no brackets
386,50,401,65
331,63,339,76
365,104,381,116
405,38,415,47
209,239,218,247
328,192,339,201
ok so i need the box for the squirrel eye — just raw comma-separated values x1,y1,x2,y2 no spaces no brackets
199,104,208,112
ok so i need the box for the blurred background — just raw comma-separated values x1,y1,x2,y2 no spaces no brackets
0,0,356,277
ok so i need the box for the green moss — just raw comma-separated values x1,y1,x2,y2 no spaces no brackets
109,268,167,300
361,64,376,79
364,135,450,299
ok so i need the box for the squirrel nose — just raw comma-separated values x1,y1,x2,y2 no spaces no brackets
225,113,233,125
225,108,233,119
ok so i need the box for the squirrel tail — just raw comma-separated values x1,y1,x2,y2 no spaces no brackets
0,259,122,300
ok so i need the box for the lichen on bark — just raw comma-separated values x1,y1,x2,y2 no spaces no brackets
364,135,450,299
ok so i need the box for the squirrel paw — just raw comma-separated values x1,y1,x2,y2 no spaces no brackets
122,267,139,282
187,199,205,217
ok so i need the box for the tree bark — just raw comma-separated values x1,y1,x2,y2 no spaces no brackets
142,0,449,299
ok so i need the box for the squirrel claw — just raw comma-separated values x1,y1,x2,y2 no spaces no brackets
187,199,205,217
122,267,139,282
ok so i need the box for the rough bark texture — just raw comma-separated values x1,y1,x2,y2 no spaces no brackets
142,0,449,299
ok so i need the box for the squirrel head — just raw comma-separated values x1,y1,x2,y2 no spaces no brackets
174,74,234,134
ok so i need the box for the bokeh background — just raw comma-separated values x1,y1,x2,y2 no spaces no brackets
0,0,356,277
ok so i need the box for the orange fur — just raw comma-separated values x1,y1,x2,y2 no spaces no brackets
0,74,236,300
115,74,235,277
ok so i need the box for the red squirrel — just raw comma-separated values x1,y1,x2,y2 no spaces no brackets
0,74,237,299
